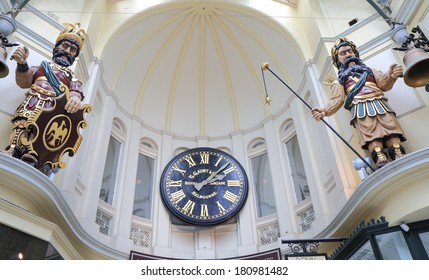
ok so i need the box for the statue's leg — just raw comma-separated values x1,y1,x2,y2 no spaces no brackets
4,119,27,158
368,139,389,169
4,118,37,166
386,136,406,160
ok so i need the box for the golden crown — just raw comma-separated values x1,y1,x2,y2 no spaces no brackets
56,22,87,51
331,37,359,68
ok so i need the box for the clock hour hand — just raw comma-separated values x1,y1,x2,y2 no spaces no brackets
193,182,204,191
193,174,226,191
206,174,226,184
194,162,230,191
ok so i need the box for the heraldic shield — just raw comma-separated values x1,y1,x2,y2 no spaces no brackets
22,84,91,173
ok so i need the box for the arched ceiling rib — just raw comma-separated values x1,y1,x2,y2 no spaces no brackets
101,1,306,138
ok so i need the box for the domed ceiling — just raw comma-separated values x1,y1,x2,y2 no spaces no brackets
7,0,389,139
100,1,305,138
8,0,307,139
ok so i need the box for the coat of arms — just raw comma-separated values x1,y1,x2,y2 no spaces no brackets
22,84,91,174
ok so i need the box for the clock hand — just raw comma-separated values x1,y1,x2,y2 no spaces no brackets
206,162,229,182
213,162,230,177
206,174,226,184
194,162,230,191
194,174,226,190
193,182,204,190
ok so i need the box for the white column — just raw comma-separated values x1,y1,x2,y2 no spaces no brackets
77,95,116,236
70,60,103,184
263,118,294,238
112,119,141,251
54,60,102,210
290,98,330,228
81,59,102,106
232,132,258,255
152,131,174,257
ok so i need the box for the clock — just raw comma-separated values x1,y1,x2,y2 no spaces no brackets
160,147,249,226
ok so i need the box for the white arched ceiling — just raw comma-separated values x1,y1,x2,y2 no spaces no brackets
101,1,306,138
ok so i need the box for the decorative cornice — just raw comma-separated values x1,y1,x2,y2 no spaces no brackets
15,21,53,53
0,153,128,259
314,147,429,239
23,4,64,30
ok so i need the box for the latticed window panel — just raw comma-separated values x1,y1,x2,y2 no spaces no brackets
96,209,112,236
130,224,152,248
298,206,315,232
257,223,280,246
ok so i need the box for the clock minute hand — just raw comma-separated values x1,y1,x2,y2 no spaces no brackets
213,162,230,176
201,162,230,184
194,162,230,191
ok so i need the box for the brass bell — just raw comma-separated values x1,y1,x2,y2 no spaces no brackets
0,46,9,78
1,13,17,78
402,48,429,87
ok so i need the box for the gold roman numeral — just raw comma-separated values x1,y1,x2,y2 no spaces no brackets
223,191,238,203
214,157,222,166
200,204,209,217
227,180,240,187
170,190,186,203
216,201,226,213
184,156,196,167
168,180,182,187
223,166,234,174
200,153,210,164
173,167,186,176
183,200,195,213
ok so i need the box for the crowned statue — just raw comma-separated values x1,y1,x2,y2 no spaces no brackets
2,22,91,175
312,38,406,169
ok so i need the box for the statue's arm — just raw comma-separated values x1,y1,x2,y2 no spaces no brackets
374,64,403,91
12,46,36,89
312,81,345,120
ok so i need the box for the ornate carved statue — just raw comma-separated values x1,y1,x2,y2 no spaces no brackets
312,38,406,169
3,22,91,174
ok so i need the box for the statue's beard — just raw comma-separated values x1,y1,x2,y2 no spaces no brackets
338,57,372,85
343,57,362,68
52,48,75,67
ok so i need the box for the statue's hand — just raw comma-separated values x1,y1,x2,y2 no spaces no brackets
64,93,82,113
311,107,326,121
389,63,404,79
10,46,29,64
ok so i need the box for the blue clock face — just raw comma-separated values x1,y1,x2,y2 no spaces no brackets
160,147,248,226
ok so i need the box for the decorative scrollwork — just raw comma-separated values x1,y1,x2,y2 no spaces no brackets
306,242,320,253
289,243,302,254
58,83,69,95
283,237,345,257
393,25,429,51
287,241,320,254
